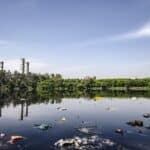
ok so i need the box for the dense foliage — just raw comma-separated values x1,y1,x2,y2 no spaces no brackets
0,70,51,97
1,70,150,98
1,70,150,107
37,77,150,94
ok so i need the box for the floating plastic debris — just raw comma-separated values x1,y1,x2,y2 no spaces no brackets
57,107,67,111
131,97,137,100
106,107,117,111
127,120,143,127
102,139,115,146
81,121,90,124
8,136,25,144
34,124,51,130
54,135,127,150
143,113,150,118
94,97,102,101
0,133,5,138
61,117,66,122
115,129,124,135
77,127,93,134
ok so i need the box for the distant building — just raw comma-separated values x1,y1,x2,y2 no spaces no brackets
26,61,30,74
0,61,4,71
21,58,25,74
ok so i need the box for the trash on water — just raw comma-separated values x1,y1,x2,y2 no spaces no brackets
106,107,117,111
0,133,5,138
81,121,90,124
54,135,126,150
143,113,150,118
34,124,51,130
61,117,66,122
127,120,143,127
94,97,102,101
102,139,115,146
57,107,67,111
115,129,124,135
77,128,91,134
8,136,25,144
131,97,137,100
77,127,96,135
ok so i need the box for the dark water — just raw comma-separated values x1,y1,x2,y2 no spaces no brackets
0,94,150,150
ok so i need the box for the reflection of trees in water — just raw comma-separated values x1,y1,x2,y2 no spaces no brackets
39,90,150,99
0,90,150,107
0,90,150,119
19,101,29,120
20,102,24,121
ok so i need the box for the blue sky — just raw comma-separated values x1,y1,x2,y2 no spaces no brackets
0,0,150,78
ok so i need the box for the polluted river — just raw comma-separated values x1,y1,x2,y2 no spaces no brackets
0,93,150,150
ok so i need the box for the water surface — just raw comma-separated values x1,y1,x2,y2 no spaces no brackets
0,95,150,150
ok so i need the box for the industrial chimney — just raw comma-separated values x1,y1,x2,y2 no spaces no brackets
26,61,30,74
0,61,4,71
21,58,25,74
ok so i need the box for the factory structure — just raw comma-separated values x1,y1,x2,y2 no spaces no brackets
0,58,30,74
0,61,4,71
21,58,30,74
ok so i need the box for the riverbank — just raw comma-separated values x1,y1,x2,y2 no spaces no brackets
37,78,150,93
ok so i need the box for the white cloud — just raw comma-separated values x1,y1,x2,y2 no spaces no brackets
113,22,150,40
73,21,150,48
0,22,150,78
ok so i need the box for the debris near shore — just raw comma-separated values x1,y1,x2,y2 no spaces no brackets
54,135,130,150
115,129,124,135
0,132,5,138
57,107,68,111
61,117,66,122
77,127,97,135
127,120,143,127
143,113,150,118
8,136,25,144
34,123,52,130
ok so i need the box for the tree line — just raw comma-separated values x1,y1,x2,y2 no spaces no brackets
1,70,150,98
37,76,150,94
0,70,52,97
0,71,150,97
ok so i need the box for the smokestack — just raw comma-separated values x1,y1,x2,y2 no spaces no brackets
0,61,4,71
21,58,25,74
26,61,30,74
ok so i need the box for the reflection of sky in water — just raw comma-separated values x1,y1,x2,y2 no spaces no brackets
0,97,150,149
